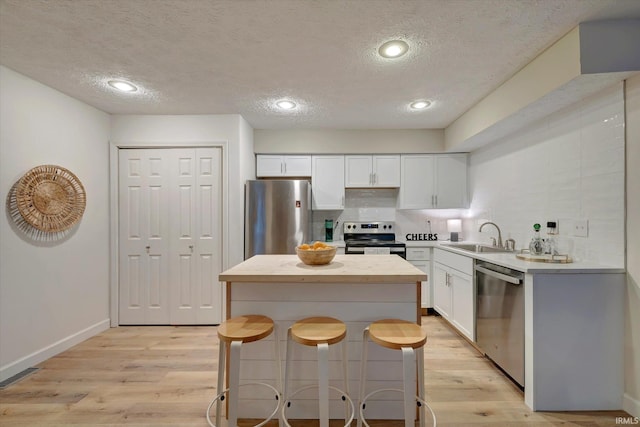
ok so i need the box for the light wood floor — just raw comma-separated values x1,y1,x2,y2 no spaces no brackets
0,315,629,426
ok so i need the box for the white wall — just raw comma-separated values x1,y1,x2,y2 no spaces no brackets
465,83,625,267
255,129,444,153
0,66,111,381
110,114,253,269
624,74,640,417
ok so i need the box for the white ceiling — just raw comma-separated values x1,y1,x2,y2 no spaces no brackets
1,0,639,130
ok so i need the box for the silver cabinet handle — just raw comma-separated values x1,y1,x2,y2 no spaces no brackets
145,245,150,254
284,162,287,174
373,173,377,185
189,245,194,253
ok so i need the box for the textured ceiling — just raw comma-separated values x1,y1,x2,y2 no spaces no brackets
1,0,639,130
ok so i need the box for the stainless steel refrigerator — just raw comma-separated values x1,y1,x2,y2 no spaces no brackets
244,180,311,258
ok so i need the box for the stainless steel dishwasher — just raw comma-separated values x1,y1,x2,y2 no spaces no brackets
475,260,525,387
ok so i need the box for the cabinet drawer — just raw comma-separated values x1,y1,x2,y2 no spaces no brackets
434,248,473,275
406,247,431,261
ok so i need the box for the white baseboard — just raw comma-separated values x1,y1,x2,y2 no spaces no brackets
624,392,640,418
0,319,110,382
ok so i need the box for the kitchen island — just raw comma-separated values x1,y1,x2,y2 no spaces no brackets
219,254,426,420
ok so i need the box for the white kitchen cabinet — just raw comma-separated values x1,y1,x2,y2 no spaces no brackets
406,247,432,309
311,155,345,210
433,248,474,341
345,155,400,187
399,154,468,209
433,262,451,318
256,155,312,177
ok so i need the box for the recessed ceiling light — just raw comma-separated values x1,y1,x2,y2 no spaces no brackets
410,100,432,110
378,40,409,58
276,100,296,110
108,80,137,92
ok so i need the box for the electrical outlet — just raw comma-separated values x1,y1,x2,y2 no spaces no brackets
573,219,588,237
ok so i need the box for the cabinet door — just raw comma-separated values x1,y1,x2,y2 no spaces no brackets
432,263,451,319
256,155,284,176
283,155,311,176
409,260,431,308
399,155,435,209
435,154,468,208
345,155,373,187
312,155,345,210
451,270,474,340
372,155,400,187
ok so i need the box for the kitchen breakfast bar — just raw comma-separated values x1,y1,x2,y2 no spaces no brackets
219,254,427,420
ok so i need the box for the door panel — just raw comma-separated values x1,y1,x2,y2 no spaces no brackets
119,149,171,325
169,148,222,324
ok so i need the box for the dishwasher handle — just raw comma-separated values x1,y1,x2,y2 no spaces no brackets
475,265,522,285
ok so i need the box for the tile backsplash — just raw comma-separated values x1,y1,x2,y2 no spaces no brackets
465,83,624,267
311,188,466,243
312,83,625,267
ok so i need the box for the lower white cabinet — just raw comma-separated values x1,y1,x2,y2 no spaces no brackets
406,247,432,309
433,248,474,340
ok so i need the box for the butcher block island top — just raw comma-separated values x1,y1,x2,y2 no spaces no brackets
219,254,426,283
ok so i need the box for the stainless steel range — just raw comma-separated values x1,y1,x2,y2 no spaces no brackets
344,221,406,258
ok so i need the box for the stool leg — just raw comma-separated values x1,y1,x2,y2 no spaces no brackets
282,328,293,418
273,325,283,427
401,347,416,427
342,338,350,423
215,340,226,427
228,340,242,427
317,342,330,427
357,328,370,427
417,346,426,427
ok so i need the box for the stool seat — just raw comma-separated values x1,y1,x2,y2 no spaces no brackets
217,314,274,343
290,316,347,346
368,318,427,350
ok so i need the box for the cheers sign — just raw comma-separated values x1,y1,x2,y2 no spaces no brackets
405,233,438,241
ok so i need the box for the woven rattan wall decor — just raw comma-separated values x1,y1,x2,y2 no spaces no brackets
8,165,86,240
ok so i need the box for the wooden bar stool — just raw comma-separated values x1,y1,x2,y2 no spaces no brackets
358,319,436,427
206,314,282,427
282,316,355,427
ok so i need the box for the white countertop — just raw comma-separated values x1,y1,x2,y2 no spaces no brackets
220,254,426,283
433,242,625,274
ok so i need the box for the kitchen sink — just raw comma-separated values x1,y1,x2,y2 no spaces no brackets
440,243,513,253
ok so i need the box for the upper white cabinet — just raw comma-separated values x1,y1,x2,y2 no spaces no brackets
312,155,345,210
345,155,400,188
256,155,312,177
399,154,468,209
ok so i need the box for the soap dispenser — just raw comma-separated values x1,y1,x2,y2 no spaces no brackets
529,223,544,255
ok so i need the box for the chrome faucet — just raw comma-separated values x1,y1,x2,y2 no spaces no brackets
479,222,503,248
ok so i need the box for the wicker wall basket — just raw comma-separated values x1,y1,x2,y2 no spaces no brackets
14,165,86,233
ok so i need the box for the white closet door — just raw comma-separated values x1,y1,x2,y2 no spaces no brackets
119,149,171,324
169,148,222,324
119,147,223,325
